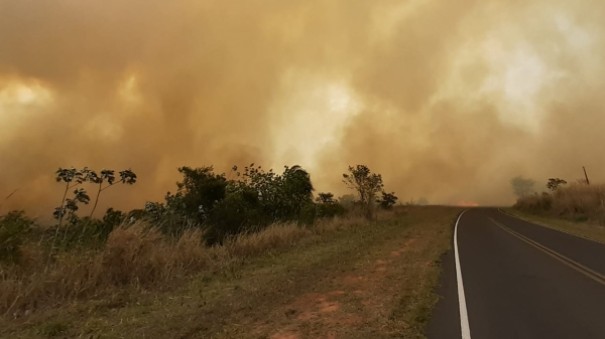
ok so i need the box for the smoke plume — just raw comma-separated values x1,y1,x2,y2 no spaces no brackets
1,0,604,218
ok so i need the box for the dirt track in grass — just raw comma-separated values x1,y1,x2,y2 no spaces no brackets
2,206,459,338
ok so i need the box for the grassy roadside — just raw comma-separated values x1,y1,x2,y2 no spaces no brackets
504,208,605,244
1,206,460,338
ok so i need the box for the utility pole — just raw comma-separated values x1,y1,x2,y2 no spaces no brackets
583,166,590,185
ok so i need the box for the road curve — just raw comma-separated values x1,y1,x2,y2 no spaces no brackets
428,208,605,339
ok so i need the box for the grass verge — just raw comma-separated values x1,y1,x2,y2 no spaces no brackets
505,208,605,244
1,206,460,338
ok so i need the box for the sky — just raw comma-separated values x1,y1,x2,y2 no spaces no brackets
1,0,605,218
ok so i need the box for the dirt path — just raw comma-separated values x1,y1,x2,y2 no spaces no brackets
210,207,457,338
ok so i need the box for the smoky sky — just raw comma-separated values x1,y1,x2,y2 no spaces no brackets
1,0,605,218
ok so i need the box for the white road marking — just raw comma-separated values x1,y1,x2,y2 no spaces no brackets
454,209,471,339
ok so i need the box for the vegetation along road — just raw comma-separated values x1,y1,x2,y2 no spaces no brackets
429,208,605,339
1,206,460,338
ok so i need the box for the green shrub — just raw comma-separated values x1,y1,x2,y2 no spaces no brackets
205,190,267,245
49,208,128,251
377,191,399,210
316,202,346,218
0,211,33,264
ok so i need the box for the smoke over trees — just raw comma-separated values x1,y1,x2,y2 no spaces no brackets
2,1,605,214
511,176,536,198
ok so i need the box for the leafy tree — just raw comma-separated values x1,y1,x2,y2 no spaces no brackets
167,166,228,223
143,201,167,222
54,168,87,226
230,164,313,221
86,169,137,217
149,164,315,243
280,165,314,219
547,178,567,191
511,176,535,198
377,191,398,209
205,190,265,244
343,165,384,219
64,188,91,224
231,164,281,218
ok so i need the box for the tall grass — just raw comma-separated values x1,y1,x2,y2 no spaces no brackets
0,211,380,318
515,183,605,224
0,223,210,317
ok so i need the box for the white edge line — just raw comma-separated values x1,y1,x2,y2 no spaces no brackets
454,209,471,339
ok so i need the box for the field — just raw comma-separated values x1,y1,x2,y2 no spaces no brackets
0,206,460,338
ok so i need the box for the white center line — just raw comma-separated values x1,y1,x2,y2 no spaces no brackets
454,209,471,339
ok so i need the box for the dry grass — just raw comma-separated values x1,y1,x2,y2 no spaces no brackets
513,183,605,243
0,206,457,338
515,183,605,224
551,184,605,222
225,223,311,258
0,223,213,318
0,213,382,319
0,206,462,339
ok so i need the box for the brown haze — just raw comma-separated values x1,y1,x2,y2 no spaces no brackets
1,0,605,219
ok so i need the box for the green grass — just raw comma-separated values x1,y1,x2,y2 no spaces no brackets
1,206,460,338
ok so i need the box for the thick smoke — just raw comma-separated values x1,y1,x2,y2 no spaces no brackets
1,0,604,218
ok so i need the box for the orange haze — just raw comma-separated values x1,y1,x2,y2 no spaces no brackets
1,1,605,218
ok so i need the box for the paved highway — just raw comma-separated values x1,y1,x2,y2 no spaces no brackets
428,208,605,339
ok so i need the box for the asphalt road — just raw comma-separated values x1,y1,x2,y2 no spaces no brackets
428,208,605,339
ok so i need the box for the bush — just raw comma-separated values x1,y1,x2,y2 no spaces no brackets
316,202,346,219
377,191,398,210
165,166,228,224
153,164,315,244
205,190,267,245
0,211,33,264
48,208,126,251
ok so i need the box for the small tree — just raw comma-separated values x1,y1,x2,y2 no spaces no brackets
315,192,345,218
546,178,567,191
377,191,398,209
167,166,228,223
86,169,137,218
343,165,384,219
54,168,87,226
316,192,336,204
280,165,314,219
